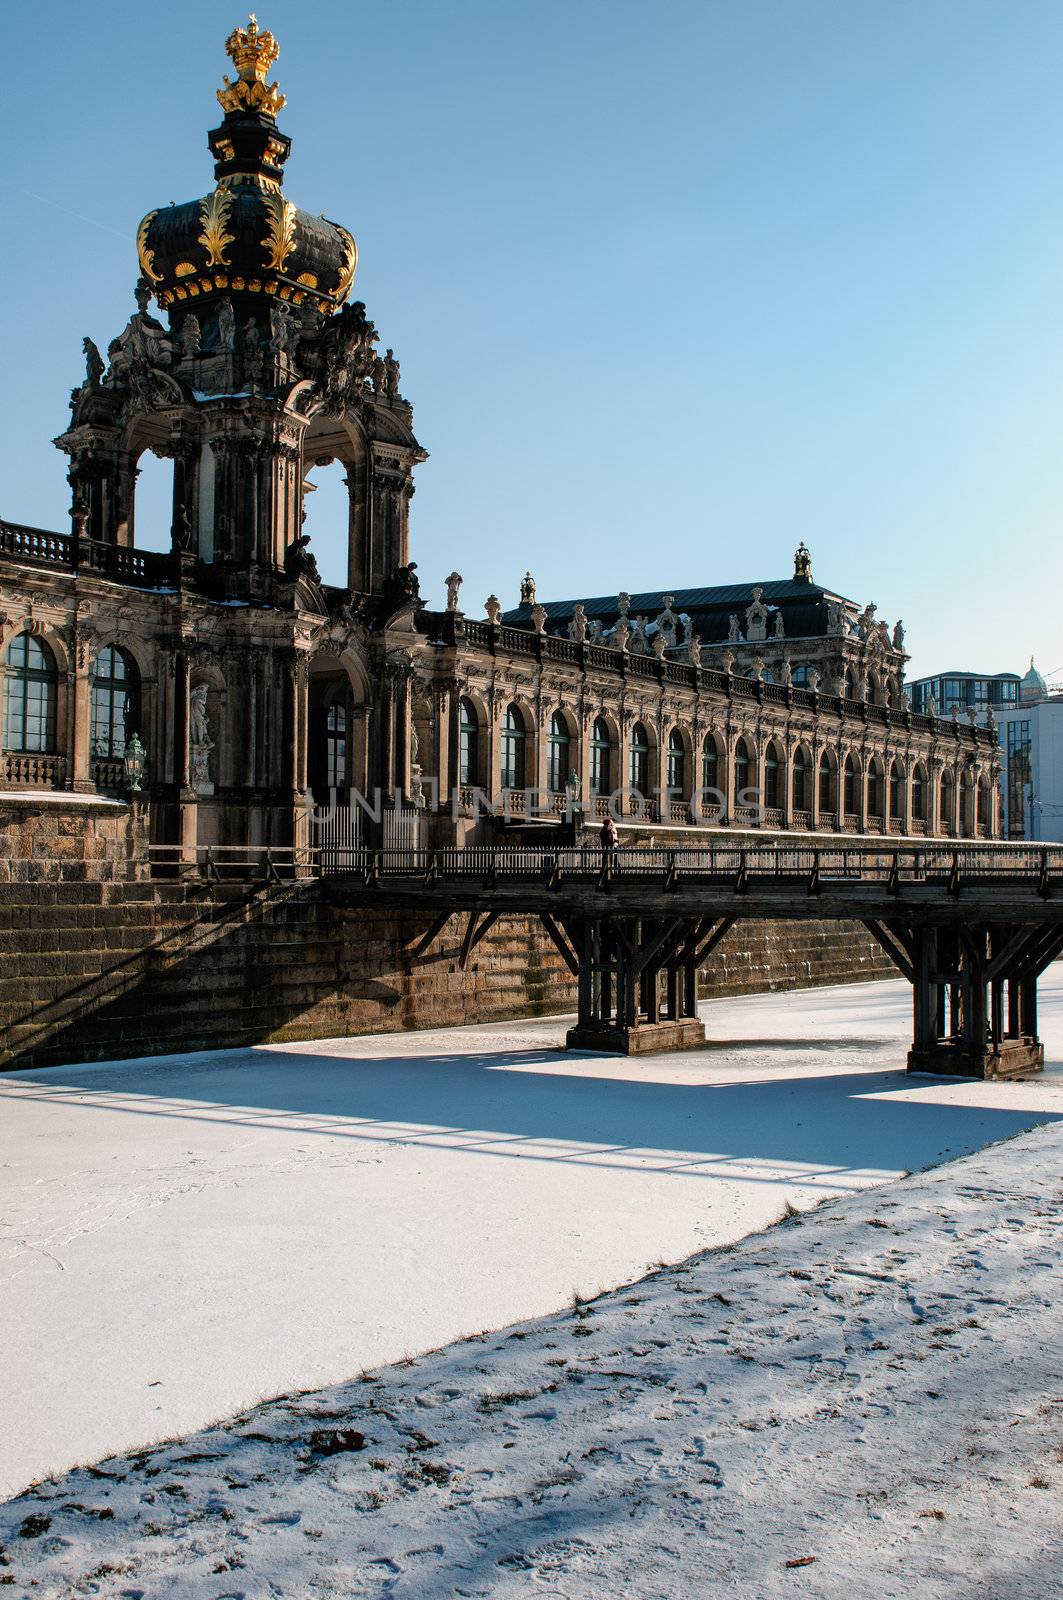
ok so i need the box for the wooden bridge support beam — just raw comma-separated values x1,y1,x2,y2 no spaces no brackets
905,922,1045,1080
564,913,720,1054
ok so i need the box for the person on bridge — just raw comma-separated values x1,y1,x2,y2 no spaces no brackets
600,814,619,869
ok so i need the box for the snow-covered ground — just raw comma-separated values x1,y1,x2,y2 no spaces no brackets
1,976,1061,1522
2,1110,1062,1596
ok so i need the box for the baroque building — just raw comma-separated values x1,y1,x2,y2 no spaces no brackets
0,20,1000,855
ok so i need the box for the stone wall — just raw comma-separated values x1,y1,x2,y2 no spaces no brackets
0,794,148,883
0,871,895,1069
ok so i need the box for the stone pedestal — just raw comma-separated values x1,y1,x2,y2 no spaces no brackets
566,1018,706,1055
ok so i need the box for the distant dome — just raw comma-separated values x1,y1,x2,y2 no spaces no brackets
136,19,357,321
1021,656,1047,701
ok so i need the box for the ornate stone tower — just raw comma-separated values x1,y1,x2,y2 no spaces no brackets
57,16,425,603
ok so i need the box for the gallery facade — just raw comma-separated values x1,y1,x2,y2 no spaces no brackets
0,21,1000,857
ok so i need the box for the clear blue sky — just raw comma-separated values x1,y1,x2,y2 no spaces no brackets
3,0,1063,681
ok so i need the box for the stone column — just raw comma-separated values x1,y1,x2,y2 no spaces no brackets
70,631,93,793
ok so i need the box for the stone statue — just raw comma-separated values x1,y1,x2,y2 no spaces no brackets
727,613,741,643
893,619,905,651
242,320,263,381
613,617,630,652
270,302,295,358
444,571,463,611
568,603,587,642
927,693,938,717
826,601,846,637
285,533,320,583
751,654,766,682
630,617,649,652
652,632,667,659
520,572,536,606
681,614,693,644
858,603,877,638
782,656,793,686
745,587,769,643
83,338,105,385
217,298,236,354
617,592,631,619
807,667,821,692
773,611,785,639
794,541,812,581
531,603,547,635
485,594,502,624
175,503,196,554
392,561,420,602
179,315,202,360
370,353,387,396
721,651,735,677
687,635,701,667
382,348,400,400
189,683,210,746
587,618,604,642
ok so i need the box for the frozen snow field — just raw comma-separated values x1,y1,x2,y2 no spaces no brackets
2,972,1062,1507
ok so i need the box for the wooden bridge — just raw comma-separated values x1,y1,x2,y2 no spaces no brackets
153,840,1063,1078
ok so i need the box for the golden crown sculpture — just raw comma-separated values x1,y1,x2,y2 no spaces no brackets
218,15,286,117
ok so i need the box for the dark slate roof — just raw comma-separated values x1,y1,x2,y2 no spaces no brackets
502,577,857,645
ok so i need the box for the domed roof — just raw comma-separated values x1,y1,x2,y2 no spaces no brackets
136,18,356,320
1021,656,1047,700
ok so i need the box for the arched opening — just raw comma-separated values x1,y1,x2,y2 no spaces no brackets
501,704,527,790
590,716,613,797
629,722,650,797
666,728,686,797
940,769,954,831
734,737,753,806
763,740,782,809
299,459,351,587
867,670,881,707
702,733,720,796
819,750,836,815
131,451,175,553
959,772,973,837
912,763,927,822
91,645,141,784
888,759,902,821
843,667,856,701
308,655,361,802
3,632,59,754
547,710,572,793
867,757,883,819
458,696,481,787
843,753,858,817
792,746,809,813
977,773,991,832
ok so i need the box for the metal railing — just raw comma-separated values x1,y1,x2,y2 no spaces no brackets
147,838,1063,886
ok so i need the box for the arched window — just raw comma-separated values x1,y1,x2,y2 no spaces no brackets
629,722,650,796
819,751,835,813
702,735,719,796
940,769,954,826
500,704,526,789
547,710,571,793
844,754,857,816
867,758,883,818
792,665,811,688
977,773,991,830
590,717,612,796
867,671,881,707
764,741,781,808
959,772,973,835
734,737,752,804
3,632,58,753
888,760,902,820
458,697,479,786
913,764,926,821
91,645,139,760
792,747,808,812
667,729,685,795
325,702,347,789
844,668,856,701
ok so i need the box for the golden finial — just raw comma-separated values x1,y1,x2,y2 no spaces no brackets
217,15,286,118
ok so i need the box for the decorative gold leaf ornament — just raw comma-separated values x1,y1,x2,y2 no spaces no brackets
332,224,358,302
136,211,161,283
217,15,286,119
261,190,297,271
198,188,236,268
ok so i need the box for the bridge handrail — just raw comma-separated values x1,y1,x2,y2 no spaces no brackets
146,840,1063,883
